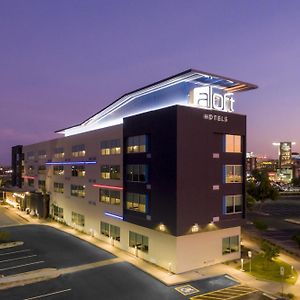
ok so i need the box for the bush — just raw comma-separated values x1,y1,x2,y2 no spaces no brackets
253,219,268,231
292,234,300,248
261,240,280,261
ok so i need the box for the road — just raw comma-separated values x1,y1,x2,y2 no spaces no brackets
0,205,28,227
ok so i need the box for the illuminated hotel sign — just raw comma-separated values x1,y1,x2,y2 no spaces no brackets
203,113,228,123
189,86,235,112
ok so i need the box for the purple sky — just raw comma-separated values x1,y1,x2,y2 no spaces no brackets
1,0,300,165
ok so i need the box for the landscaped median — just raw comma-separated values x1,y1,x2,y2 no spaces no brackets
243,253,298,285
0,268,60,290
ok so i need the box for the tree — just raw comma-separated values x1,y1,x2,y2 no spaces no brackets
261,241,280,261
246,169,279,210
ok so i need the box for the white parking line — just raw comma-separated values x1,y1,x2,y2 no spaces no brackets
0,260,44,271
0,249,31,256
23,288,72,300
0,254,37,263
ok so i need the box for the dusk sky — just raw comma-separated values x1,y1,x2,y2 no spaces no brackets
1,0,300,165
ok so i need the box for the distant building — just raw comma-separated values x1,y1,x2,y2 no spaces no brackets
11,69,257,273
246,152,257,174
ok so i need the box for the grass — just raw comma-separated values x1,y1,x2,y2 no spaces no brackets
242,253,298,285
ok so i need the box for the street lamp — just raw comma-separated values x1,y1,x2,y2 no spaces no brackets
248,251,252,273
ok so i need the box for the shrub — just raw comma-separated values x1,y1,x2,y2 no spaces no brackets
253,219,268,231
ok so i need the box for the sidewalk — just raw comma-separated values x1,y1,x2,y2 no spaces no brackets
2,205,300,298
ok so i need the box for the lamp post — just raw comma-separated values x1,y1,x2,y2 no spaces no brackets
248,251,252,273
240,258,244,271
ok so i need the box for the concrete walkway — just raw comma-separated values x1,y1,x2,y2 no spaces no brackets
1,205,300,299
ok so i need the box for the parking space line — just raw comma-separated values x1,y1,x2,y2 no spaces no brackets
0,260,44,271
0,249,31,256
0,254,37,263
190,285,257,300
23,288,72,300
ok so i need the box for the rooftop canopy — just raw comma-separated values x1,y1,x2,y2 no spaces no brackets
57,69,257,136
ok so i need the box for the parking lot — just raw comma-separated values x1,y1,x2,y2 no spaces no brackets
0,218,271,299
246,196,300,255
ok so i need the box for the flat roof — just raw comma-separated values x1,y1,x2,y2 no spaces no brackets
57,69,257,135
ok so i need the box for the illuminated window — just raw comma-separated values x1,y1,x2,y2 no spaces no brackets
99,189,120,205
129,231,148,252
225,165,242,183
71,212,85,226
225,135,241,153
126,164,148,182
53,205,63,218
72,144,86,157
71,165,85,177
38,180,45,189
100,165,120,180
100,222,120,241
224,195,242,214
127,135,148,153
71,184,85,198
54,147,64,158
54,182,64,193
222,235,239,255
126,193,147,213
38,165,46,174
53,165,64,176
38,150,47,159
100,139,121,155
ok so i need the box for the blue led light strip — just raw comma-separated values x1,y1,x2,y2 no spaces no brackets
45,161,97,165
104,212,123,220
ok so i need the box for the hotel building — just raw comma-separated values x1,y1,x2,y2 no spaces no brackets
13,69,257,273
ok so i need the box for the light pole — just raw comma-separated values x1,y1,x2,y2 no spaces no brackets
248,251,252,273
240,258,244,271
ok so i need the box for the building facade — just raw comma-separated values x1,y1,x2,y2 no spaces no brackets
17,69,257,273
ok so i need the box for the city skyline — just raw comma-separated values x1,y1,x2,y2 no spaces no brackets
1,0,300,164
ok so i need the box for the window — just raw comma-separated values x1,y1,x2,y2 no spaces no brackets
28,178,34,187
72,144,85,157
225,165,242,183
72,212,85,226
100,222,120,241
100,189,121,205
100,165,120,180
38,180,46,189
38,180,45,189
54,182,64,193
100,139,121,155
224,195,242,214
71,165,85,177
225,135,241,153
129,231,148,252
53,165,64,176
71,184,85,198
27,151,35,160
53,205,63,218
38,150,47,159
54,147,64,158
38,165,46,174
222,235,239,255
127,135,148,153
126,164,148,182
126,193,147,213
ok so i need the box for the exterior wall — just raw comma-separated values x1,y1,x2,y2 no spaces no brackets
123,106,178,235
20,105,245,274
176,226,240,273
177,106,246,235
